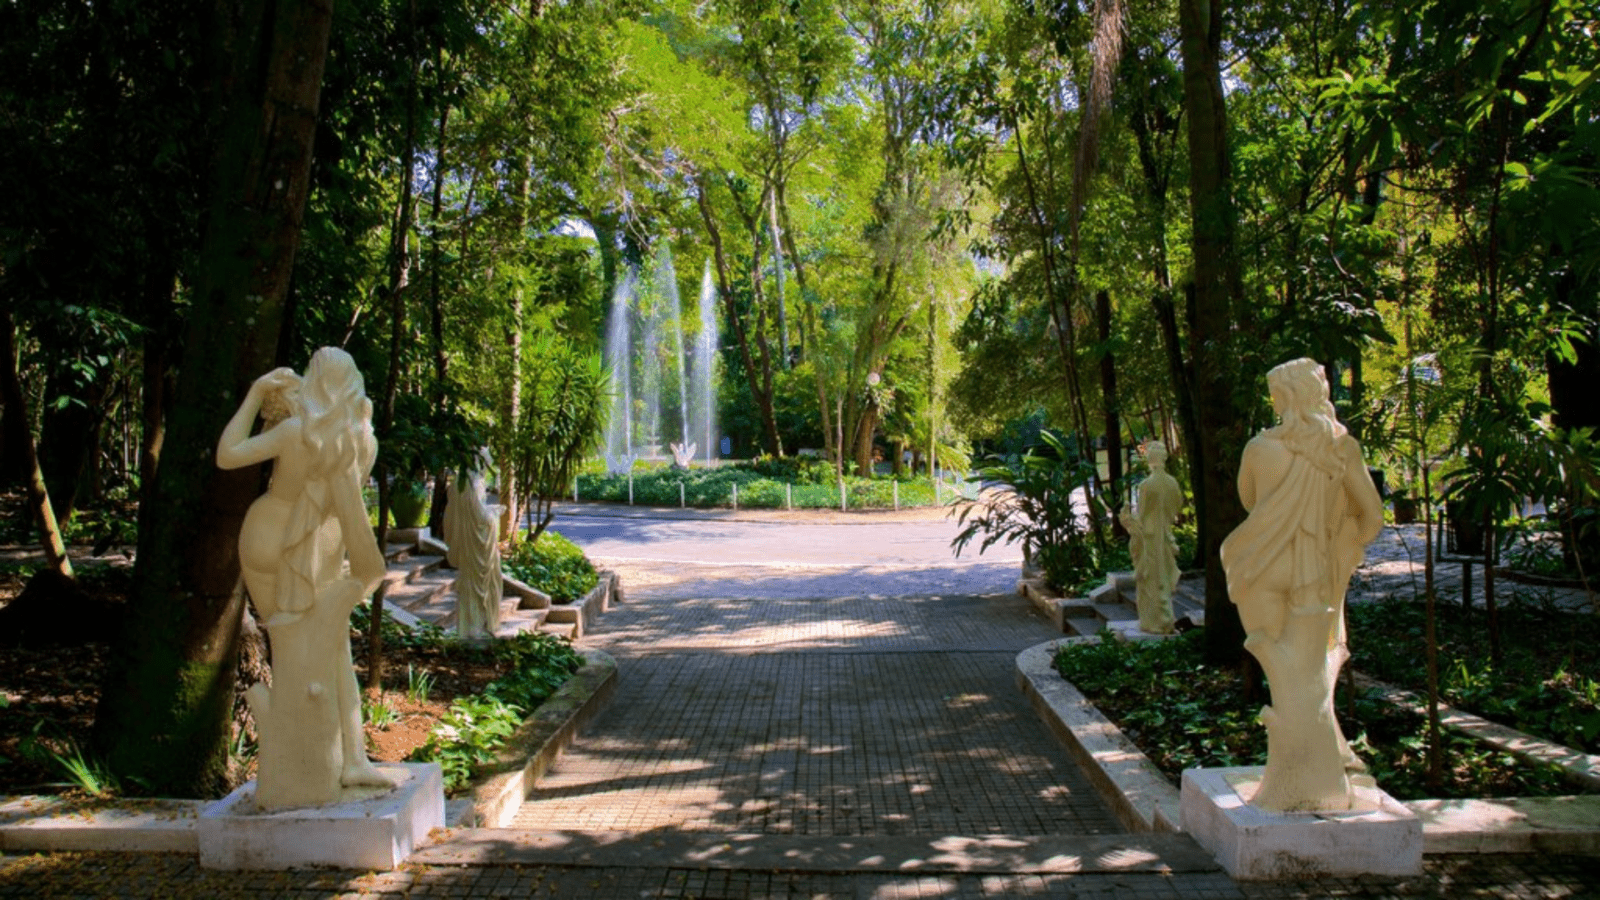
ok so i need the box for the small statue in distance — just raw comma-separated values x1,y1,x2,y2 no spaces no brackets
1119,441,1182,635
217,347,398,810
444,452,503,641
1220,358,1384,813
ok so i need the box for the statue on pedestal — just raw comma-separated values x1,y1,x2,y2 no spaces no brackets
1119,441,1182,635
1220,358,1384,812
217,348,397,810
444,454,502,640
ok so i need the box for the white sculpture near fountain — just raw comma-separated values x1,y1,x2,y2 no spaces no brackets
669,441,698,469
1220,357,1385,812
1119,441,1182,635
216,347,397,810
444,454,502,641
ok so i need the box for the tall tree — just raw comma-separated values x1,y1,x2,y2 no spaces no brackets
94,0,334,796
1177,0,1251,665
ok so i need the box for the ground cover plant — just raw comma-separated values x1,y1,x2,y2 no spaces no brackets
1348,599,1600,754
503,530,600,603
576,458,949,510
1053,629,1580,801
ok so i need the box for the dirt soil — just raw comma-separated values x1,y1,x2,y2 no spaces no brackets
0,565,493,799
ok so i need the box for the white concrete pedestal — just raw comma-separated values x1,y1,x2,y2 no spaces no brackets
198,762,444,870
1181,766,1422,880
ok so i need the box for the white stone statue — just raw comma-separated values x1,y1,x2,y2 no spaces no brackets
443,455,502,640
1119,441,1182,635
669,441,697,469
1220,358,1384,812
217,347,398,810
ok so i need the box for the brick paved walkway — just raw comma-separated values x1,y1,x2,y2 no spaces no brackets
513,589,1118,834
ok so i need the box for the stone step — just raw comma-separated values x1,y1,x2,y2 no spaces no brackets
412,829,1221,876
386,572,455,619
1092,602,1138,625
493,609,554,639
381,554,446,590
1064,615,1103,638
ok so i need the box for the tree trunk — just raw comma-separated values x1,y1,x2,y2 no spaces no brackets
370,32,418,693
1178,0,1250,667
1096,289,1126,538
93,0,332,798
697,174,780,457
0,309,73,580
37,365,111,523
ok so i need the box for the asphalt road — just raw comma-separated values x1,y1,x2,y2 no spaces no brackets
541,502,1026,600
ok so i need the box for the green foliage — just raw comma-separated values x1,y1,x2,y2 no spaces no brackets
405,665,436,704
576,460,948,510
1349,600,1600,754
502,531,599,604
362,696,400,730
408,695,524,794
1055,630,1574,800
349,603,448,651
514,335,609,539
951,429,1105,593
405,632,583,794
484,632,584,711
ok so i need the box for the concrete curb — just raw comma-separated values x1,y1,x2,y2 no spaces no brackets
1021,639,1600,854
1351,671,1600,792
465,649,619,829
0,797,203,853
543,572,619,639
1014,641,1182,833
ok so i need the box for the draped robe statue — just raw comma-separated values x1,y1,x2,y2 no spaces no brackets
444,459,502,640
1220,358,1384,812
1119,442,1182,634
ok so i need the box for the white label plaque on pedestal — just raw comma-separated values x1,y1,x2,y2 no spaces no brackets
198,762,444,871
1181,766,1422,880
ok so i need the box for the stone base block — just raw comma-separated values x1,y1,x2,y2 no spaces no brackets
1181,766,1422,880
198,762,443,871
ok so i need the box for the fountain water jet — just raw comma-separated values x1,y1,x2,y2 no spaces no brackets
601,248,720,472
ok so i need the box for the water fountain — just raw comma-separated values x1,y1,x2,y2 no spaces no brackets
690,259,719,468
601,247,720,472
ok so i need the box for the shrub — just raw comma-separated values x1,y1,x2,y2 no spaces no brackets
503,531,599,603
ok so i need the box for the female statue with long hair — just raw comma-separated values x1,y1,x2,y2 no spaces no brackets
217,347,396,809
1221,358,1384,812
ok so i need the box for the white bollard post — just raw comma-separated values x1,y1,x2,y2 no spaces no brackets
574,480,579,502
893,480,899,510
839,478,847,512
628,473,634,506
786,482,792,511
732,482,738,510
679,481,685,508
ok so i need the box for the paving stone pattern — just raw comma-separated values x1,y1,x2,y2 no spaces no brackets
513,648,1121,835
5,848,1599,898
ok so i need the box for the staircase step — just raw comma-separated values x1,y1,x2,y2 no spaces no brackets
1093,602,1138,625
386,572,455,615
1065,615,1104,637
493,609,549,639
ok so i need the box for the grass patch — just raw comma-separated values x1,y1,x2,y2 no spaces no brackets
1053,629,1579,801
